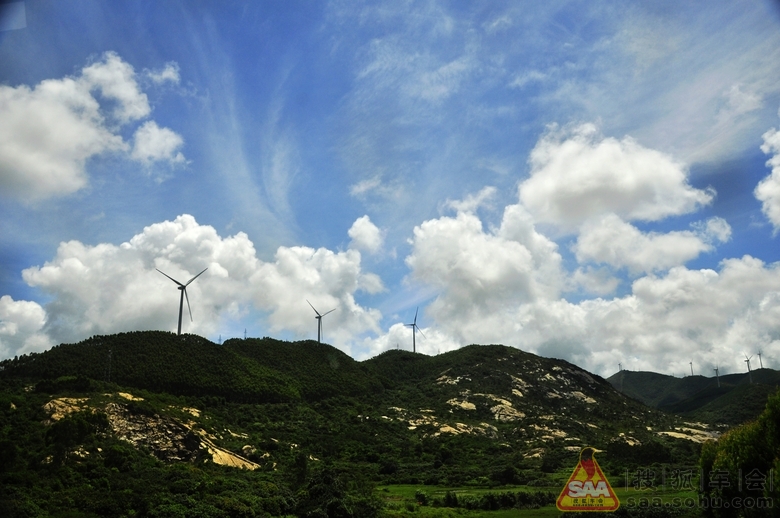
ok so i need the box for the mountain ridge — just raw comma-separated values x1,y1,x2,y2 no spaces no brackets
0,331,731,516
607,368,780,425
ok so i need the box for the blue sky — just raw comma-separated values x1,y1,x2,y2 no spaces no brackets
2,1,780,377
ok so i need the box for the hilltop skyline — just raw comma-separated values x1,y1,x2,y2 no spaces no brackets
2,1,780,377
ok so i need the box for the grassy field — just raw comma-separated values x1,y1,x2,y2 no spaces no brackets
375,483,703,517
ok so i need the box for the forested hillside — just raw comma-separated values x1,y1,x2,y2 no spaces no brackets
1,332,382,403
608,369,780,425
0,332,734,517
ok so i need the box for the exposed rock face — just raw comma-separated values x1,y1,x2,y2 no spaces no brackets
191,428,260,470
388,351,721,451
42,393,260,469
490,404,525,421
657,427,719,443
104,402,204,463
43,397,89,423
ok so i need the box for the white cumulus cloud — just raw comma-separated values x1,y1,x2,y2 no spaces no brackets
756,126,780,233
404,201,562,346
0,295,53,359
0,52,184,202
365,186,780,377
520,123,714,230
80,51,151,122
348,215,384,254
251,246,383,348
0,75,125,201
13,214,382,357
574,214,731,274
131,121,186,165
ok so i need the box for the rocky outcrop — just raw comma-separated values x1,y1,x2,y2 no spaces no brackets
104,402,204,462
42,394,260,469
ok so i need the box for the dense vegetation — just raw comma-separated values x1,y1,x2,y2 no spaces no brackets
2,331,771,517
609,370,780,425
0,332,382,404
699,390,780,518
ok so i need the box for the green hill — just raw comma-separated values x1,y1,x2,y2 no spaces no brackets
0,332,728,517
608,368,780,425
0,331,382,403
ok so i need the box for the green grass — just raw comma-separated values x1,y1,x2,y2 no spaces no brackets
376,483,703,517
376,484,560,516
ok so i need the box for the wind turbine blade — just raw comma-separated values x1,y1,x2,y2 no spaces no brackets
417,326,426,339
184,288,193,321
413,307,418,325
156,268,184,286
322,308,336,317
307,299,321,316
185,267,208,286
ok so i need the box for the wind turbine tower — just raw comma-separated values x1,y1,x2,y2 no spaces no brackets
714,365,720,388
307,300,336,343
405,307,425,353
758,350,764,369
156,268,208,335
744,354,753,384
690,361,694,376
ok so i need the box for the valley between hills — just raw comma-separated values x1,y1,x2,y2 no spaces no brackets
1,331,778,517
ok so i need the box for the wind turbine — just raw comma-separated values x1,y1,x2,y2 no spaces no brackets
757,350,764,369
714,365,720,388
307,300,336,343
689,361,694,376
405,307,425,353
156,267,208,335
744,354,753,384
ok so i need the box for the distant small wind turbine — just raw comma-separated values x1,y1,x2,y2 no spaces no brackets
307,300,336,343
757,350,764,369
156,267,208,335
689,361,694,377
405,307,425,353
714,365,720,388
744,354,753,384
618,363,622,372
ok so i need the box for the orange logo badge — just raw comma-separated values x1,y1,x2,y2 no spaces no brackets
556,447,619,512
